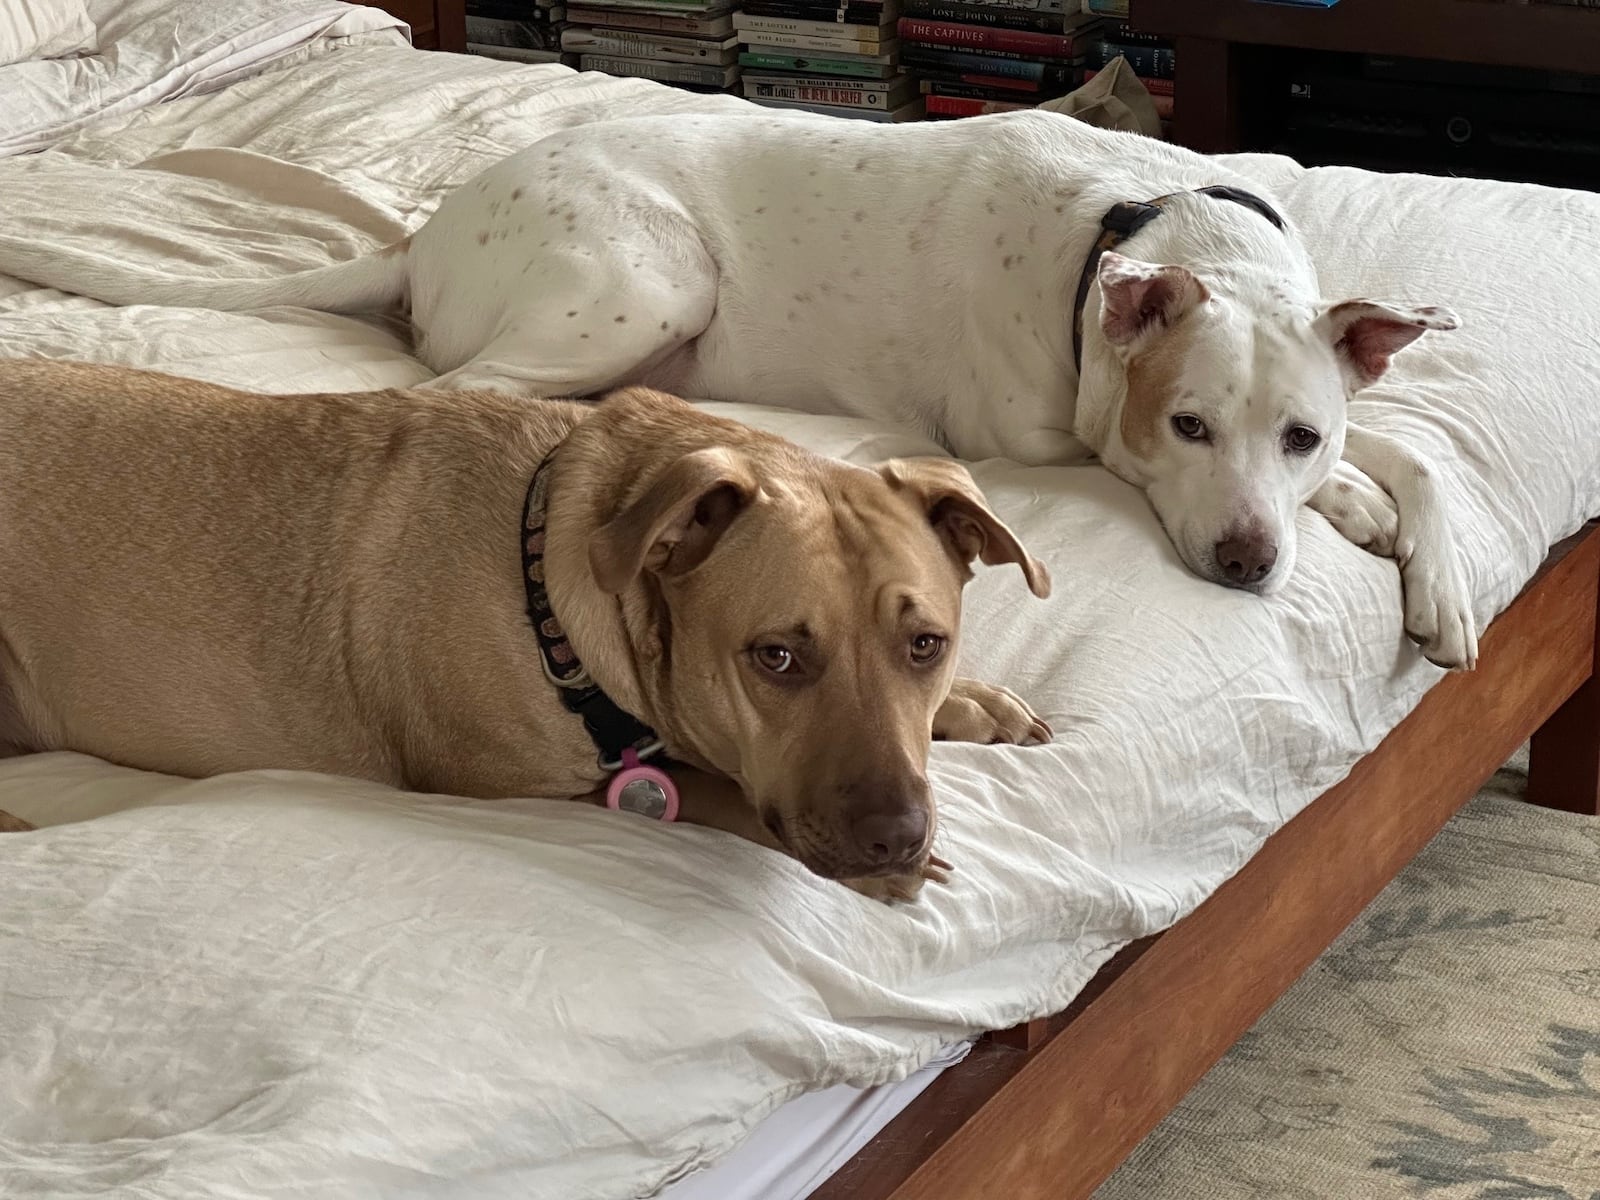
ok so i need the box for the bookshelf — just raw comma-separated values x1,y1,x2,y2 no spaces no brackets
1130,0,1600,156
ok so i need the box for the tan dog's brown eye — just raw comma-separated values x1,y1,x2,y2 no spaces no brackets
1171,413,1208,442
1285,425,1321,454
754,645,795,675
910,633,946,664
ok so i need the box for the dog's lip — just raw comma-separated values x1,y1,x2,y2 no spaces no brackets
1211,572,1270,595
761,808,924,880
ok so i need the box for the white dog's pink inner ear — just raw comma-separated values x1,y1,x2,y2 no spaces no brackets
1099,258,1209,346
1326,303,1436,389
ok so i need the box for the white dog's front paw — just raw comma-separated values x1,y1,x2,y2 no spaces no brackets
1311,462,1400,557
1401,550,1479,671
934,678,1053,746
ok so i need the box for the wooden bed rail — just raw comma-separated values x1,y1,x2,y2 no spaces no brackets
819,523,1600,1200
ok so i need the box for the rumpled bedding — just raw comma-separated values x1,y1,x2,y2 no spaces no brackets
1,30,1598,1200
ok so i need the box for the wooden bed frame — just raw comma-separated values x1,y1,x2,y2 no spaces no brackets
817,521,1600,1200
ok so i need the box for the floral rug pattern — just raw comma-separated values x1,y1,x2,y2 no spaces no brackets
1097,751,1600,1199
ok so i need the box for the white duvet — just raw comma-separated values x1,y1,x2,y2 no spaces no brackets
0,0,408,158
1,31,1598,1200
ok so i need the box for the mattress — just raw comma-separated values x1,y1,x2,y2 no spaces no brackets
1,25,1599,1200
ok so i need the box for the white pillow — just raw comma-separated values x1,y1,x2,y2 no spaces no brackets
0,0,97,67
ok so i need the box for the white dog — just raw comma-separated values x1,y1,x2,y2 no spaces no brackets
0,110,1474,666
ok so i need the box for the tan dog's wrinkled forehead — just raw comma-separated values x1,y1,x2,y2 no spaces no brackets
581,398,1048,883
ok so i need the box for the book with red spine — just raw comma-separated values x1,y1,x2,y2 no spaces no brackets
896,16,1095,59
924,93,1034,116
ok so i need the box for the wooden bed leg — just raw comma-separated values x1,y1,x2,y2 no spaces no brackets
1528,673,1600,816
1528,543,1600,816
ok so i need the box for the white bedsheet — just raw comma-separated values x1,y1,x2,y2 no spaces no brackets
1,35,1599,1200
0,0,408,159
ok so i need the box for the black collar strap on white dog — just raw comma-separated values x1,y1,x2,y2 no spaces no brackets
1071,185,1287,374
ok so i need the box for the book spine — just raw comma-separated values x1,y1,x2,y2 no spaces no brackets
923,76,1047,96
736,15,888,37
901,46,1065,81
738,51,885,75
739,2,894,21
742,71,898,90
897,17,1081,57
745,80,895,105
740,30,888,51
570,11,731,34
900,2,1067,32
925,93,1033,115
1108,20,1166,46
578,54,730,83
1092,40,1175,78
563,32,731,60
903,39,1080,65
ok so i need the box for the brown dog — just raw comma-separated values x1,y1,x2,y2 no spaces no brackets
0,360,1051,898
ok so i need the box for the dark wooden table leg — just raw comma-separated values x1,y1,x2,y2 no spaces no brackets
1528,547,1600,816
1172,37,1242,154
436,0,467,52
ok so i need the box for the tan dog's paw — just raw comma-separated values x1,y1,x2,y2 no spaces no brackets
0,808,34,833
843,855,953,904
1400,543,1479,671
934,678,1052,746
1311,461,1400,557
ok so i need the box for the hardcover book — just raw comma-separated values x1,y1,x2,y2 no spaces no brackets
577,52,740,83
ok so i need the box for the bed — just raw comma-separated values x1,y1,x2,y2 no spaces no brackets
1,5,1597,1199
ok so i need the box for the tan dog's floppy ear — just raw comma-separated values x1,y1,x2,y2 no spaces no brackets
1314,300,1460,392
881,458,1051,598
1097,250,1209,347
589,448,759,594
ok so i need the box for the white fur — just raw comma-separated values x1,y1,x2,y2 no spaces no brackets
0,109,1477,666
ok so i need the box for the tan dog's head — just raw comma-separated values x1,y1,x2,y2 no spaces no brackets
584,406,1049,881
1092,250,1459,593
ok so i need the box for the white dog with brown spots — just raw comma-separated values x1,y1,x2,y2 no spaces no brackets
0,110,1474,667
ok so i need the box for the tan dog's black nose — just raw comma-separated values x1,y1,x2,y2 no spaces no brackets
852,798,930,867
1215,532,1278,587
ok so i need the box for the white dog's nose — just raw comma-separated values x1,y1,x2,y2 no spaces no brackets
1215,532,1278,587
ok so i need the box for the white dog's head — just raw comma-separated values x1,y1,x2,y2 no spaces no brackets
1092,250,1459,593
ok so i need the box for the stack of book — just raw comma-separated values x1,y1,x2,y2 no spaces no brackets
465,0,572,66
561,0,743,92
1082,0,1176,137
896,1,1102,117
735,1,921,121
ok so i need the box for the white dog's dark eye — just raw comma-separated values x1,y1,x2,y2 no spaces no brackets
910,633,946,664
754,645,795,675
1285,425,1321,454
1171,413,1209,442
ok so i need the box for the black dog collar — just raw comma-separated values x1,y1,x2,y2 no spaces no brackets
1070,185,1287,373
521,449,665,771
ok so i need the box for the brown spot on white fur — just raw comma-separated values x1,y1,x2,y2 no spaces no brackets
476,232,489,246
1121,317,1205,459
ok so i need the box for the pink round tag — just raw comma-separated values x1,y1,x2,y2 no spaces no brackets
606,751,679,822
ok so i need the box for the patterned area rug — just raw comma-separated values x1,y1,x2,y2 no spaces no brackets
1097,749,1600,1200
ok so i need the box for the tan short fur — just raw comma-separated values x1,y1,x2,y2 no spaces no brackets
0,360,1050,899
